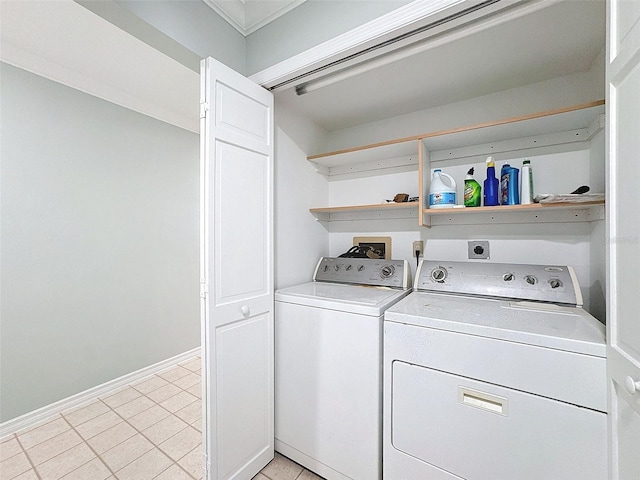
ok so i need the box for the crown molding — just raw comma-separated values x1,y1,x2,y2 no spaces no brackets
203,0,307,36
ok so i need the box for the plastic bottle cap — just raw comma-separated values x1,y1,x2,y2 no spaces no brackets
434,169,442,173
486,156,495,167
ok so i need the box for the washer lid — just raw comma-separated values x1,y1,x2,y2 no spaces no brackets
276,282,412,316
385,291,606,357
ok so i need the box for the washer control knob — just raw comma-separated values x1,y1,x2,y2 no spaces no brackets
525,275,537,285
323,265,329,273
380,265,396,279
503,273,515,282
549,279,563,289
345,264,353,271
334,264,341,271
358,265,365,272
624,376,640,395
431,267,448,283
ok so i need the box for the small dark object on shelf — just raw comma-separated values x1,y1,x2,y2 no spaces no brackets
570,185,590,194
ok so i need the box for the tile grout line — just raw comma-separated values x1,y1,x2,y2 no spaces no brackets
96,371,201,479
12,433,43,480
64,374,199,478
5,357,202,480
58,410,117,480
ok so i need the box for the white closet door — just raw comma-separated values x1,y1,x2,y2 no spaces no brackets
606,1,640,479
200,56,274,480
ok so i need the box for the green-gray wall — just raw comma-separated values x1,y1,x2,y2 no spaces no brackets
0,63,200,422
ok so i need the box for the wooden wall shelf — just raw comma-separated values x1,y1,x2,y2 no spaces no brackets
307,100,606,227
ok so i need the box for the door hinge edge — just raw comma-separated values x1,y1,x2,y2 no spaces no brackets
200,279,208,299
200,102,209,119
203,453,210,478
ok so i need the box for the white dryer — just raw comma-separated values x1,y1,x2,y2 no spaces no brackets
275,257,412,480
384,260,607,480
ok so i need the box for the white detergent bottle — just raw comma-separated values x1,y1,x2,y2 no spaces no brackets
429,169,457,208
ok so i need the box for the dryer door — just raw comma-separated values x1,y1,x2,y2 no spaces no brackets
390,361,607,480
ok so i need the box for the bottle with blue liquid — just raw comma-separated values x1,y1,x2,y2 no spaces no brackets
483,156,499,206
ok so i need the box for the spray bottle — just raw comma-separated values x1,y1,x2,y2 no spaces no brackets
464,167,481,207
483,156,499,206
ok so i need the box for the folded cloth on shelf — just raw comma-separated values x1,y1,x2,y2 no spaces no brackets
534,193,605,204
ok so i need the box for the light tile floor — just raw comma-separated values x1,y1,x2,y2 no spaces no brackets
0,354,322,480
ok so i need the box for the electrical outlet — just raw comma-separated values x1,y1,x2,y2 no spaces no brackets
413,240,424,257
468,241,490,259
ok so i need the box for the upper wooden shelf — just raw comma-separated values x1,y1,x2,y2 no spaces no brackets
421,200,605,226
308,100,606,227
424,200,604,215
308,100,605,174
310,200,604,226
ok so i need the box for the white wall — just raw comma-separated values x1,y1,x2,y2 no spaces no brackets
326,67,604,151
0,63,200,422
274,104,330,288
320,64,605,317
325,148,600,311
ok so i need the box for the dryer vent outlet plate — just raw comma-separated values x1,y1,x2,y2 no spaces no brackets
468,241,490,259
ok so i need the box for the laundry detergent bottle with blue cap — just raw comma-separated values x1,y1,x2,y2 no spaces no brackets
429,169,457,208
483,156,499,206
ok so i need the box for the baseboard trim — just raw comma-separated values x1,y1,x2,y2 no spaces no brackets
0,347,201,439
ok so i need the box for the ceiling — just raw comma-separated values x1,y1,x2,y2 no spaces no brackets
0,0,200,133
274,0,606,132
203,0,306,36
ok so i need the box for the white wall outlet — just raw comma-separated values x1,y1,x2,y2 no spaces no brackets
413,240,424,257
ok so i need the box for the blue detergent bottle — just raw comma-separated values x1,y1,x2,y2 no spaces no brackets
483,156,499,206
500,163,520,205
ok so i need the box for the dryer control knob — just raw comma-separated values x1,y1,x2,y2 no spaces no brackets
624,376,640,395
549,279,563,289
380,265,396,278
525,275,537,285
431,267,448,283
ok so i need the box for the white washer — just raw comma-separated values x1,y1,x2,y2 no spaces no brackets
275,257,412,480
384,260,607,480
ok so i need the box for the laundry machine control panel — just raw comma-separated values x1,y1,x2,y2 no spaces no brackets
415,260,582,306
314,257,411,289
